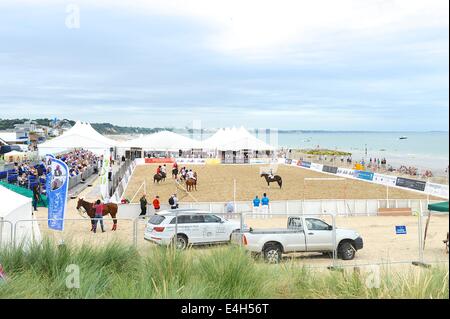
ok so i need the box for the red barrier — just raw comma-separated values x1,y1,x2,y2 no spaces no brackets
145,158,175,164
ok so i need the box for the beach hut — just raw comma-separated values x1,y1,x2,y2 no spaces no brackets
423,201,449,252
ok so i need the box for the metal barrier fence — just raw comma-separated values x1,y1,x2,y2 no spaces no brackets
0,220,13,248
3,212,448,269
155,198,440,217
109,160,133,198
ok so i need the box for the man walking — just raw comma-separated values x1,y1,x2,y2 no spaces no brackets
139,194,148,216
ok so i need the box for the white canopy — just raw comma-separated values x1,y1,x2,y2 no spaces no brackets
119,131,202,151
39,121,117,155
202,127,274,151
0,185,41,247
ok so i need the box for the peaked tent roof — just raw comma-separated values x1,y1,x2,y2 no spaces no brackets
0,184,31,218
38,121,117,150
118,131,202,151
202,127,274,151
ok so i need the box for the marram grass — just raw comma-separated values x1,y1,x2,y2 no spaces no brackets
0,239,448,299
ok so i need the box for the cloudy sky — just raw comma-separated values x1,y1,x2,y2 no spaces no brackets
0,0,448,130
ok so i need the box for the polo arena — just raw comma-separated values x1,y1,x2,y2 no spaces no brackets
123,163,432,203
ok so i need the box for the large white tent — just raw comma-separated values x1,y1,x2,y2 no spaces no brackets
118,130,202,151
0,185,41,247
202,127,274,151
39,121,117,155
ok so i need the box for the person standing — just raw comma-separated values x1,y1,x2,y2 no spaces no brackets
169,194,178,209
108,164,113,181
139,194,148,216
32,183,40,212
152,195,161,213
225,201,235,219
92,200,105,233
261,193,270,218
252,195,261,213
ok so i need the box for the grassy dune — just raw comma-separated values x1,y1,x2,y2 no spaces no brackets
0,240,448,299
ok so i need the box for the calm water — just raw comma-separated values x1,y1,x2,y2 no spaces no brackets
275,131,449,171
192,131,449,171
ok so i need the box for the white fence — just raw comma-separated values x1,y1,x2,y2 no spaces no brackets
116,198,439,218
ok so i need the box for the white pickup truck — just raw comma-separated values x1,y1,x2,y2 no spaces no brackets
242,216,363,263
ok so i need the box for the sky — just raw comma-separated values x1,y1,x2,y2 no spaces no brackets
0,0,448,130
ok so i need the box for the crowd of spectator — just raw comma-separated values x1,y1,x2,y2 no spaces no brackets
55,149,100,178
4,150,101,193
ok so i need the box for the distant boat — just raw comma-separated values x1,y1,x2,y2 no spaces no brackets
399,136,408,140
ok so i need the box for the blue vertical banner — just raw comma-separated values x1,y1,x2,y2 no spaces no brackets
47,157,69,231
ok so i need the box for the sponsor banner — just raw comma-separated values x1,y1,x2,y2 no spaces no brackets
285,159,292,165
336,167,355,178
354,170,374,181
396,177,426,192
322,165,338,174
300,161,311,168
145,158,175,164
373,173,397,187
47,158,69,231
176,158,206,165
100,149,110,200
310,163,323,172
290,159,298,166
424,182,449,199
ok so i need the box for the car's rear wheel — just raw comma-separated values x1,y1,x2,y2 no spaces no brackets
175,234,188,250
338,242,356,260
263,244,282,263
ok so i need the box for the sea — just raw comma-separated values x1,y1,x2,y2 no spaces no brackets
189,131,449,173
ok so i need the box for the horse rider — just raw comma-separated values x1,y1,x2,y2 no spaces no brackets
180,167,187,179
161,164,167,176
92,199,106,233
187,169,196,180
268,168,274,179
156,165,162,176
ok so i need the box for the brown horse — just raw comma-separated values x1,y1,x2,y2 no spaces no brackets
261,173,282,188
76,198,119,231
186,172,197,192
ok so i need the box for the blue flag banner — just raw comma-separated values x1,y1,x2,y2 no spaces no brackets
47,157,69,231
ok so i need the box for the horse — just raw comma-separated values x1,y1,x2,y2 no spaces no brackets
186,172,197,192
76,198,119,231
153,172,166,183
172,167,179,179
261,173,282,189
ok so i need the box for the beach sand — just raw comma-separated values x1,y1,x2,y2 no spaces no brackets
123,164,435,203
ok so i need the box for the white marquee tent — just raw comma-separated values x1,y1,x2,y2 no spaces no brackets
202,127,274,151
118,131,202,151
39,121,117,155
0,185,41,247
